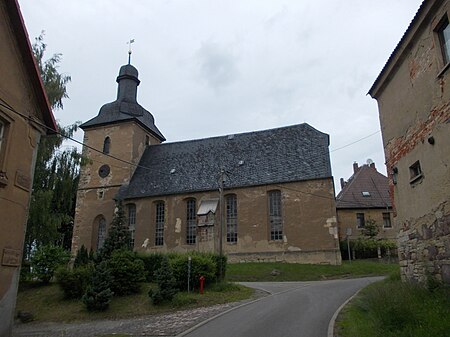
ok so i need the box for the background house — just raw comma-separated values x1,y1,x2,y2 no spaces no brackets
0,1,56,335
369,0,450,284
336,161,394,241
71,63,342,265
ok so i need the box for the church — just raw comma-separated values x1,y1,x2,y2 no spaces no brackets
71,63,342,265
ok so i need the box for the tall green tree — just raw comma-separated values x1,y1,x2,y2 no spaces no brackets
99,200,132,260
24,32,81,259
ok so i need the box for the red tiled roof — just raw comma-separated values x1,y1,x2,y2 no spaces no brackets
336,164,391,209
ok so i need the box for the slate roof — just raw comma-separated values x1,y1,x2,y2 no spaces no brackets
336,164,391,209
118,123,332,199
81,64,165,141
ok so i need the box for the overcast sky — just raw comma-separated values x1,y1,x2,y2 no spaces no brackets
19,0,423,193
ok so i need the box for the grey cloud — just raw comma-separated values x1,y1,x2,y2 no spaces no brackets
196,41,239,90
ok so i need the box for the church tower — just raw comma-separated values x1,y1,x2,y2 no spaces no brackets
71,64,165,253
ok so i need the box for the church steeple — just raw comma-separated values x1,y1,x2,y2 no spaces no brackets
80,64,165,142
116,64,140,103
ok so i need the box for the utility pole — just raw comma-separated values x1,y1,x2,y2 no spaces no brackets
218,168,225,280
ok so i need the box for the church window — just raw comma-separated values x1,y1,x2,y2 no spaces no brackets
128,204,136,248
186,199,196,245
155,201,164,246
97,217,106,250
103,136,111,154
145,135,150,146
226,194,237,243
268,190,283,241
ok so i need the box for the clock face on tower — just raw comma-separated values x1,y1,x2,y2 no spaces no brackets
98,164,110,178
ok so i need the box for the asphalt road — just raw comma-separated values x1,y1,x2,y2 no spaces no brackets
180,276,383,337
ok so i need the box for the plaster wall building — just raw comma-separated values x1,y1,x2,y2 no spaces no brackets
369,0,450,283
0,1,56,335
336,161,394,241
72,63,342,265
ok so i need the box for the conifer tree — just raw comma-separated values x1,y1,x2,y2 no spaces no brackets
99,200,131,259
82,261,113,311
149,256,178,304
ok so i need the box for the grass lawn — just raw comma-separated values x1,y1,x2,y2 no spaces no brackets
226,260,399,282
16,282,253,323
336,273,450,337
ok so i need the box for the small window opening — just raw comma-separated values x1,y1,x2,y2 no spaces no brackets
362,191,371,197
145,135,150,146
437,16,450,64
409,161,422,183
103,137,111,154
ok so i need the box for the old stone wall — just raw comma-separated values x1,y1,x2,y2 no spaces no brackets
398,200,450,284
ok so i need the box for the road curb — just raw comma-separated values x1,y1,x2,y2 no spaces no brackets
327,288,362,337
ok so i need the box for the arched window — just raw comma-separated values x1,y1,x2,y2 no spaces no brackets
186,199,196,245
268,190,283,241
97,216,106,250
103,136,111,154
226,194,237,243
127,204,136,248
155,201,165,246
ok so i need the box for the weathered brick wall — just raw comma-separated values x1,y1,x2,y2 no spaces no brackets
371,0,450,284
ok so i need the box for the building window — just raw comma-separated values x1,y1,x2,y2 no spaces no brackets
226,194,237,243
361,191,371,197
128,204,136,248
145,135,150,146
383,212,392,228
155,201,164,246
356,213,365,228
268,190,283,241
186,199,196,245
409,160,422,183
437,16,450,65
103,136,111,154
97,217,106,250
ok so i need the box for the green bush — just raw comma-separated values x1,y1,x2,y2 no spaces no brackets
82,261,113,311
170,253,216,291
107,249,146,296
136,252,165,282
148,256,178,305
340,239,397,260
56,265,94,299
205,253,227,281
30,245,70,283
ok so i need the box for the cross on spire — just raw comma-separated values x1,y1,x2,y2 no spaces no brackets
127,39,135,64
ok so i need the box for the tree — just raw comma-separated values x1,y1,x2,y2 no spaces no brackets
99,200,132,259
32,32,71,110
362,218,380,239
24,33,81,259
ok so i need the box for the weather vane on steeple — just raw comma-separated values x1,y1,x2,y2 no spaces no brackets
127,39,135,64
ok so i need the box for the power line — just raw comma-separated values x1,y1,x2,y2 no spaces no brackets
1,97,387,209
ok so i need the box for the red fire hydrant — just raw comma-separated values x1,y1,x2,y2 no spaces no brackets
199,276,205,294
